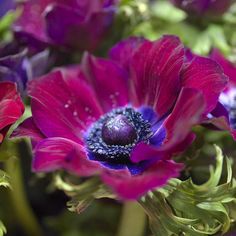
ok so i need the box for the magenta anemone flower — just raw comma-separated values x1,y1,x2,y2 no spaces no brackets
207,49,236,138
13,36,227,200
13,0,118,52
0,82,24,143
171,0,233,17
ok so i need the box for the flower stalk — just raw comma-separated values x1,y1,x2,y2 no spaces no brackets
117,202,147,236
4,146,43,236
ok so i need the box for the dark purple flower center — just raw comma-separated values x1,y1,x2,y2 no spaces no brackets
101,115,137,146
86,107,152,164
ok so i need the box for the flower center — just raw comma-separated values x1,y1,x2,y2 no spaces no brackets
86,107,152,163
102,115,137,146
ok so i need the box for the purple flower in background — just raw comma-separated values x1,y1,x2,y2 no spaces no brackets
13,35,227,200
0,45,30,93
171,0,234,17
14,0,118,52
206,49,236,139
0,0,15,18
0,44,50,95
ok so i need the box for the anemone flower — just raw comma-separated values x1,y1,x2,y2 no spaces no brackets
14,0,118,52
171,0,233,17
0,82,24,143
13,35,227,200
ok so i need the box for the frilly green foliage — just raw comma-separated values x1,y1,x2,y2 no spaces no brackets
139,145,236,236
54,175,114,214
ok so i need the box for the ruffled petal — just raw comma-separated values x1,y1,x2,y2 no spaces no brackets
81,54,129,112
130,35,184,117
28,70,103,142
102,160,183,200
181,55,228,114
33,137,102,176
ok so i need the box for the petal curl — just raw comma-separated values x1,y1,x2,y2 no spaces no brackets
181,55,228,114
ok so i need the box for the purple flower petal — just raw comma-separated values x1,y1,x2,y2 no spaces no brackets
33,137,102,176
28,70,103,142
45,4,114,51
109,37,148,70
130,35,184,117
181,55,228,114
81,54,129,112
102,160,183,200
14,0,49,43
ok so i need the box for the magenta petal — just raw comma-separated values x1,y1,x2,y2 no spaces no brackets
28,70,103,142
0,82,24,142
131,142,167,163
164,87,205,140
0,99,23,130
130,35,184,117
102,160,183,200
11,117,45,143
33,137,102,176
109,37,148,70
131,88,205,163
82,54,129,112
181,55,228,114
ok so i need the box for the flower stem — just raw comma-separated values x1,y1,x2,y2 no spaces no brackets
117,201,147,236
5,156,44,236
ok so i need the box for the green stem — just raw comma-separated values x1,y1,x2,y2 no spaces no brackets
117,201,147,236
5,157,43,236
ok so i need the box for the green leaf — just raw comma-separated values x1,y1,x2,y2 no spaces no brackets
151,1,186,23
53,174,114,214
139,145,236,236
